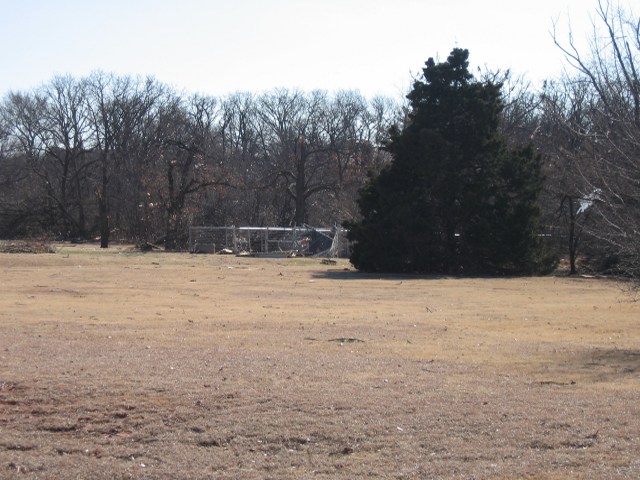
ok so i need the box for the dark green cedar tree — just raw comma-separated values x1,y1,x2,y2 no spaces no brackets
346,48,555,274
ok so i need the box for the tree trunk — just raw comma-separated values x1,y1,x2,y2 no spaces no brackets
165,208,177,251
567,197,577,275
99,196,109,248
99,161,109,249
294,140,306,226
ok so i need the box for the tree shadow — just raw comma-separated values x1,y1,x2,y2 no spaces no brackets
577,348,640,382
311,268,450,281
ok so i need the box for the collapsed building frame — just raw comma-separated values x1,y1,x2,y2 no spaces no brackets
188,225,350,258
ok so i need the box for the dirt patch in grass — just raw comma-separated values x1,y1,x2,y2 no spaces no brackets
1,246,639,479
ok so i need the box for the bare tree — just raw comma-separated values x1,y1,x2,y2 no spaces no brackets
0,82,95,238
85,73,162,247
40,76,93,238
498,72,543,147
321,91,397,221
215,92,272,225
145,93,229,249
552,0,640,277
539,77,600,274
255,89,336,225
0,92,49,230
252,89,397,226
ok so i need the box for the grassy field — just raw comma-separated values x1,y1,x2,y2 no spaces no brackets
1,245,639,479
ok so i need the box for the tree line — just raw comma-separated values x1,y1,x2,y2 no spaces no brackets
1,0,638,277
0,78,399,249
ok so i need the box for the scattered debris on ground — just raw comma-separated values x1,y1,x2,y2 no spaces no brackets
135,242,163,252
0,241,55,254
328,337,365,343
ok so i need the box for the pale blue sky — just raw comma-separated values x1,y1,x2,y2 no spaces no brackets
0,0,611,99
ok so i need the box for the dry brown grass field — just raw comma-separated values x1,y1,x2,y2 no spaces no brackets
1,244,639,479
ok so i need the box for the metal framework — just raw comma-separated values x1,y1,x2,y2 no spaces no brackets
188,225,350,257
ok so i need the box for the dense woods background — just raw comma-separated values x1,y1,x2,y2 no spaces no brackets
0,82,399,249
0,1,638,277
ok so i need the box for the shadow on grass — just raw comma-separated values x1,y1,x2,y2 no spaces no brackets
313,264,569,282
552,348,640,384
584,348,640,377
311,268,450,282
